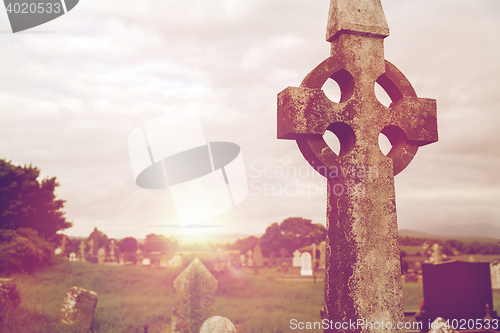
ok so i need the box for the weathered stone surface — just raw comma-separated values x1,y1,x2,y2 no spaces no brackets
200,316,237,333
60,286,98,331
171,258,217,333
277,0,437,332
0,278,20,311
327,0,389,41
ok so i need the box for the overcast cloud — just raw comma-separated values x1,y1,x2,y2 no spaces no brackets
0,0,499,240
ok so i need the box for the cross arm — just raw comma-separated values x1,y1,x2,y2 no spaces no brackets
277,86,339,140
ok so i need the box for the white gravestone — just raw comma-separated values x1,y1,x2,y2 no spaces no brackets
300,252,313,276
69,252,76,262
142,258,151,266
292,250,301,267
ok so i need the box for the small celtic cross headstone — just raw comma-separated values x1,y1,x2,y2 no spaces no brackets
277,0,437,331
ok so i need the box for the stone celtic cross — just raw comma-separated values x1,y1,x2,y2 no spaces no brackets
277,0,437,332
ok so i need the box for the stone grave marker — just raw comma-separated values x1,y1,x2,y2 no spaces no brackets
97,247,106,264
79,240,86,261
109,240,116,262
69,252,76,262
491,261,500,289
142,258,151,266
200,316,236,333
277,0,437,328
239,254,245,266
87,239,94,256
60,286,98,331
318,241,325,269
171,258,217,333
253,245,263,267
136,248,143,265
169,255,182,268
300,252,313,276
292,250,301,267
119,253,125,265
421,261,497,325
246,249,253,267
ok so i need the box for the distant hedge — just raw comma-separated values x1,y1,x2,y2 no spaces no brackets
0,228,54,274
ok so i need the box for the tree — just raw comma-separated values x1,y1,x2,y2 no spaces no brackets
230,236,259,255
0,159,71,239
87,227,109,253
118,237,138,253
0,227,53,273
260,217,326,258
142,234,172,253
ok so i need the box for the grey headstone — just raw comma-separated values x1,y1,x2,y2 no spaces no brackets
171,258,217,333
60,286,98,331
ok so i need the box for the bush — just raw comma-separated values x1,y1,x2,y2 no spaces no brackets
0,228,54,274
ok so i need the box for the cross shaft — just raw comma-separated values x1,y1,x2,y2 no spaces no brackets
277,1,437,332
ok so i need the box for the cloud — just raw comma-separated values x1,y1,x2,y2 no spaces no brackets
0,0,498,239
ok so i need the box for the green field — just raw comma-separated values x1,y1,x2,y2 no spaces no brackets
2,260,498,333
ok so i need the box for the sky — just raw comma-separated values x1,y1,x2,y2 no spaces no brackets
0,0,499,240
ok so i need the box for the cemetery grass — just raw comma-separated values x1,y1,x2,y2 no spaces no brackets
4,260,496,333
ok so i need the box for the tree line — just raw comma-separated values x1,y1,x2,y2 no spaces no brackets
399,236,500,255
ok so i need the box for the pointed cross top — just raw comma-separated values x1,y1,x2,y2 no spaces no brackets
327,0,389,41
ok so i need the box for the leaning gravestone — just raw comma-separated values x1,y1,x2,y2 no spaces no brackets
300,252,313,276
277,0,437,329
200,316,237,333
171,258,217,333
60,286,98,331
292,250,301,267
